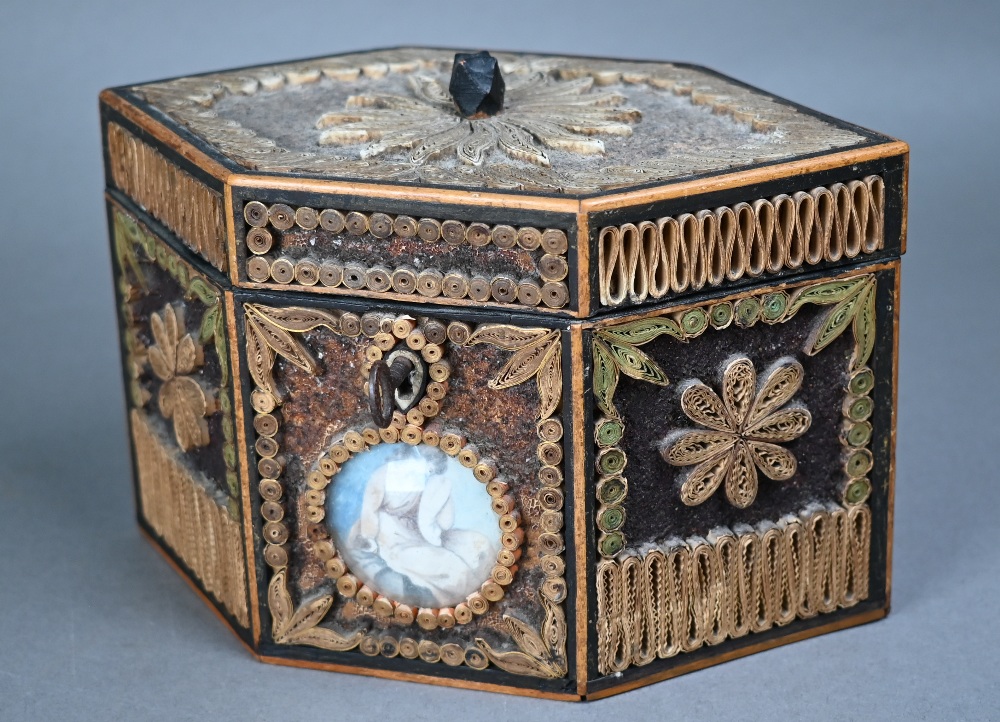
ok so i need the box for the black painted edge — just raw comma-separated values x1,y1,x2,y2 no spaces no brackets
231,285,580,331
579,333,601,680
868,268,896,606
233,301,273,653
227,183,578,228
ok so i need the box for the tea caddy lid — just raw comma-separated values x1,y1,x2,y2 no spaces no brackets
126,47,887,196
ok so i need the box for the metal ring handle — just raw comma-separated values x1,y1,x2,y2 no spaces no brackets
368,356,414,428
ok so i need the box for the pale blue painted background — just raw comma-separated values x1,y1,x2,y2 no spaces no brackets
327,443,496,550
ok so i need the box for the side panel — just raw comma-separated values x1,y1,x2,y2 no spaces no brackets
107,199,251,636
585,261,898,695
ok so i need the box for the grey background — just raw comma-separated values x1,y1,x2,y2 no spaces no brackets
1,0,997,719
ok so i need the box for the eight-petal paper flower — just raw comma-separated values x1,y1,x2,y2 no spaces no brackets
147,304,212,452
661,357,812,509
315,73,640,168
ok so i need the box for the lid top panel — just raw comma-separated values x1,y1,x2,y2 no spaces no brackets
131,47,874,195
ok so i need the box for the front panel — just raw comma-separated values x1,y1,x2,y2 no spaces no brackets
234,293,579,695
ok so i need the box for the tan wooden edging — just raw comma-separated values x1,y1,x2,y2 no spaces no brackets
581,259,900,330
584,606,887,700
575,212,591,317
900,152,910,255
225,291,262,644
227,173,581,213
258,654,581,701
886,260,901,604
580,141,910,212
569,325,589,695
224,186,241,287
100,90,232,181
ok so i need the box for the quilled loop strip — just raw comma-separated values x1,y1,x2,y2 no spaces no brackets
597,504,871,674
598,176,885,307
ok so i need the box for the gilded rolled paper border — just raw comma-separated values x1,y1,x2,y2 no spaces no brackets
597,176,885,307
240,200,571,309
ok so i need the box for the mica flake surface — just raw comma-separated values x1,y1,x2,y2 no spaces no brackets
134,48,868,193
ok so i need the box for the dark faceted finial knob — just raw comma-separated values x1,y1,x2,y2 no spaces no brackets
449,51,505,119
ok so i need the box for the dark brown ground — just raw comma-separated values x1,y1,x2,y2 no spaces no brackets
127,234,230,498
615,302,854,547
273,318,560,649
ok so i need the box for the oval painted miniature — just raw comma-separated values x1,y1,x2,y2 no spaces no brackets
327,443,501,608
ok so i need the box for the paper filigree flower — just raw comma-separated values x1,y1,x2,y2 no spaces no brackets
147,304,211,452
315,73,640,168
661,357,811,509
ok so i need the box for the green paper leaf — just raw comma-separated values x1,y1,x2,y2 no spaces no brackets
851,283,877,371
597,317,684,346
605,339,669,386
804,284,867,356
199,304,219,344
787,276,868,315
186,277,219,306
592,338,620,418
215,308,229,385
